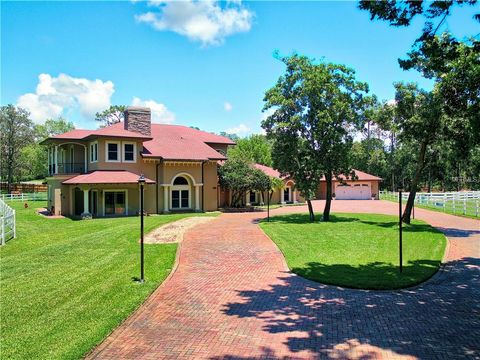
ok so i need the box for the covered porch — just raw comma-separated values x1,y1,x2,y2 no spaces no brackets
46,142,88,175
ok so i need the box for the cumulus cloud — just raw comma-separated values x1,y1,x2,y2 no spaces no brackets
17,73,114,123
131,97,176,124
225,123,250,135
224,102,233,111
135,0,253,46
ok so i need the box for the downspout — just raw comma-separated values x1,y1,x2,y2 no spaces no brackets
202,161,206,212
156,161,160,214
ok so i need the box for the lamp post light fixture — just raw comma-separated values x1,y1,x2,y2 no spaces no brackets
398,187,403,273
138,174,146,283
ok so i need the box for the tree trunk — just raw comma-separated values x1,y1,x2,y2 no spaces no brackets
306,199,315,222
323,172,333,221
402,142,427,224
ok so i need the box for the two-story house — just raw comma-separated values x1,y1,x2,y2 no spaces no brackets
42,107,235,217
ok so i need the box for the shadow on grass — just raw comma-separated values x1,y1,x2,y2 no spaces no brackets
291,259,441,290
212,257,480,360
260,213,445,235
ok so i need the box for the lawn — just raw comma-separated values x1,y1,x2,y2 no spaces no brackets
260,213,446,290
0,201,217,360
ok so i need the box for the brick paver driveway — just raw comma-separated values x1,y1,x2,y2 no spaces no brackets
88,201,479,360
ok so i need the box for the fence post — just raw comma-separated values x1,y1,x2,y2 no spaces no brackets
1,218,4,246
476,200,479,218
464,198,467,215
13,210,16,239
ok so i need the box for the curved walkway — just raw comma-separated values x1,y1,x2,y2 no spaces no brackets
88,201,479,360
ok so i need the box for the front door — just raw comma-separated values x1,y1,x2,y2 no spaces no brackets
171,189,189,209
283,187,291,202
74,188,83,215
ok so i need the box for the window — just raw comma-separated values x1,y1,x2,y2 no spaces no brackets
106,142,119,162
173,176,189,185
171,176,190,209
104,191,127,216
122,142,136,162
90,142,98,163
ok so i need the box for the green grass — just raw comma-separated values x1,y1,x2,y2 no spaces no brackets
0,201,217,360
260,213,446,290
380,193,479,219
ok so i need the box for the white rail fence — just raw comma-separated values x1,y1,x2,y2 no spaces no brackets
1,192,47,202
380,190,480,217
0,198,16,245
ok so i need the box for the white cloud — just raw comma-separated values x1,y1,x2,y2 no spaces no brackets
17,73,114,124
225,123,249,135
135,0,253,46
224,102,233,111
131,97,176,124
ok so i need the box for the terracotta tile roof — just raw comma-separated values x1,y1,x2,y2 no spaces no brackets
43,122,234,161
142,124,233,161
254,163,281,178
321,169,382,181
62,171,155,185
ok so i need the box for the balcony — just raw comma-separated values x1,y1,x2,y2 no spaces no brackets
50,163,86,175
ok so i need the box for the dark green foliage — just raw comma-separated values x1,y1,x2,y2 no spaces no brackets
262,54,373,221
227,134,273,167
218,158,270,207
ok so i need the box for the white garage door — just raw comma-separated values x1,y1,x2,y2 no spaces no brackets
335,184,371,200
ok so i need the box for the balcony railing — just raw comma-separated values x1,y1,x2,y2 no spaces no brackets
49,163,86,175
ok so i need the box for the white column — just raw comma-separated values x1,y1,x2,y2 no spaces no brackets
293,189,297,203
246,191,251,206
82,189,90,216
54,145,58,174
195,185,200,211
47,147,51,175
163,185,169,213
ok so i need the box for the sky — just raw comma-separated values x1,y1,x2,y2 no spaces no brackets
1,1,478,135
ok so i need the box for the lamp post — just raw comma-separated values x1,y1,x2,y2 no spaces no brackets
138,174,146,283
398,188,403,273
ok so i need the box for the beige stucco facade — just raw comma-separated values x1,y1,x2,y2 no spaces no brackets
46,136,222,217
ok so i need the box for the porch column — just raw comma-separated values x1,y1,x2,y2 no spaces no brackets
281,188,285,204
194,185,201,212
293,189,297,203
246,191,251,206
54,145,58,174
163,185,169,213
82,189,91,217
47,147,51,175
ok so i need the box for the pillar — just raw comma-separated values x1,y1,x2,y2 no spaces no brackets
195,185,201,212
163,185,169,213
293,189,297,203
246,191,251,206
82,189,91,217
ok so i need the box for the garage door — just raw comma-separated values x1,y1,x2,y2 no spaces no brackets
335,184,371,200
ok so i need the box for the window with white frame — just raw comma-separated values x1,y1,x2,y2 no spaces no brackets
106,141,120,162
122,142,136,162
90,142,98,163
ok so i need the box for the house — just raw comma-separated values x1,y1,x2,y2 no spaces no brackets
42,107,235,217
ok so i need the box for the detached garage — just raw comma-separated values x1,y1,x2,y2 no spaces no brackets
316,169,382,200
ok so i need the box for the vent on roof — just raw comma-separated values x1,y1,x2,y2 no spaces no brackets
124,107,151,136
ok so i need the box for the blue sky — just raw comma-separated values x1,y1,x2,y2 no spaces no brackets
1,1,478,135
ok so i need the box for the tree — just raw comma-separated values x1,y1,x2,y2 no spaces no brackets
218,132,240,142
95,105,126,127
263,54,371,221
218,158,270,207
0,105,35,191
34,117,75,141
227,134,273,166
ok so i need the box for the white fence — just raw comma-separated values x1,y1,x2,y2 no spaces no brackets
0,198,16,245
380,190,480,217
1,192,47,202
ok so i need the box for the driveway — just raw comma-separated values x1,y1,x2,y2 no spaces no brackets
87,201,479,359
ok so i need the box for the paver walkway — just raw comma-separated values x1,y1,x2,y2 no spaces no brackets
88,201,479,360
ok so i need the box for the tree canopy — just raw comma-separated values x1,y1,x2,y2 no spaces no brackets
263,54,372,221
95,105,126,128
227,134,273,167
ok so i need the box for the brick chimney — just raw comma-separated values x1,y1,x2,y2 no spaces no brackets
124,106,151,136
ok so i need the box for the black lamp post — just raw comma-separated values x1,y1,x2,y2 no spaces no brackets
138,174,146,283
398,187,403,273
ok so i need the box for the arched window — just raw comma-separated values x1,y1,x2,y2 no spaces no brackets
173,176,189,185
